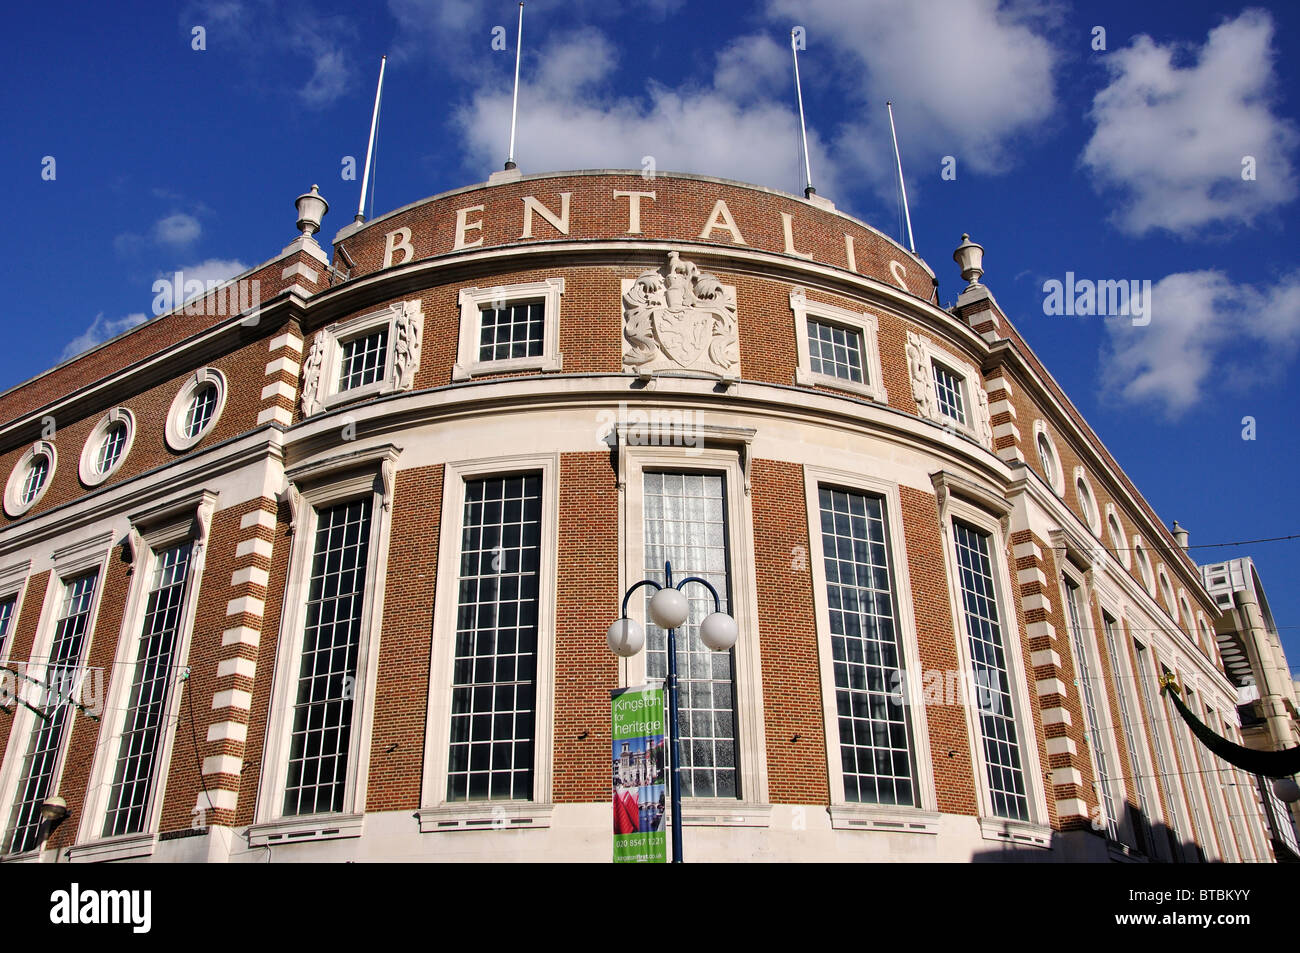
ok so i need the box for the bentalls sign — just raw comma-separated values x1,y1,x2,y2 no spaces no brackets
331,171,936,303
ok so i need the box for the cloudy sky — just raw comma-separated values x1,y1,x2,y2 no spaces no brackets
2,0,1298,663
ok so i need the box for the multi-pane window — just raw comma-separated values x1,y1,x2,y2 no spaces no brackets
1102,614,1153,855
643,472,737,798
448,475,542,801
0,596,16,656
1063,577,1120,842
478,301,544,363
184,384,219,439
339,329,388,391
1162,664,1209,861
807,321,865,384
5,573,98,854
1188,690,1232,860
95,421,128,475
952,521,1027,821
21,455,49,505
819,487,914,805
283,499,372,816
932,363,967,424
102,542,193,838
1134,642,1185,860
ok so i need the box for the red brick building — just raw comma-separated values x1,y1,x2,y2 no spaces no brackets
0,170,1275,862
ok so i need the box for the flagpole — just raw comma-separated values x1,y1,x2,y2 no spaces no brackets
356,55,387,224
505,2,524,170
886,100,915,253
791,30,814,198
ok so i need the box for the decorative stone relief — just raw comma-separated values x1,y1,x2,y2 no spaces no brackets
905,331,934,419
623,251,739,379
392,301,422,390
301,336,325,417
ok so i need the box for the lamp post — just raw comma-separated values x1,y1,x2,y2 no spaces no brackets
607,560,738,863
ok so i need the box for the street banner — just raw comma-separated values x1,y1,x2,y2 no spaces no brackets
611,684,668,863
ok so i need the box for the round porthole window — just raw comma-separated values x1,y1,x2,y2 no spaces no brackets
4,440,57,517
166,368,228,451
80,408,136,487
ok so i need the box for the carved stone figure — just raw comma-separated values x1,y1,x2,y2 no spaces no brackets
393,304,422,389
906,331,934,418
301,337,325,416
975,383,993,449
622,251,739,378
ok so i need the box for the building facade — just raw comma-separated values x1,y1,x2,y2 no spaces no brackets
1200,556,1300,857
0,169,1277,862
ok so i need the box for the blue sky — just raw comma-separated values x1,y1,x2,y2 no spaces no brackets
2,0,1297,666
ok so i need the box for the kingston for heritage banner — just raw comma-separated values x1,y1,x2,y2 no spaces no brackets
611,685,668,863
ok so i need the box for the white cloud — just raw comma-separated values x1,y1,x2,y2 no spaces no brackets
765,0,1060,200
1100,269,1300,417
453,29,837,196
173,258,249,303
290,17,355,108
154,213,201,247
1082,9,1299,236
60,312,149,362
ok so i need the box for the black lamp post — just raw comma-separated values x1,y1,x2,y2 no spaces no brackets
607,560,738,863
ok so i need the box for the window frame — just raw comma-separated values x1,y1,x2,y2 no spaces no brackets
72,495,214,860
4,441,57,518
165,368,228,451
905,332,992,448
79,408,136,487
1098,606,1159,858
1073,467,1101,537
1032,420,1064,495
1059,567,1127,846
1132,536,1156,596
419,452,560,831
789,289,887,403
802,464,938,832
453,279,564,381
1105,504,1130,569
250,447,399,844
0,533,111,859
300,300,424,417
933,479,1049,840
612,441,770,823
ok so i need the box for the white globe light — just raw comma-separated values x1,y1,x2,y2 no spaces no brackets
649,587,689,629
699,612,738,651
607,617,644,658
1273,777,1300,804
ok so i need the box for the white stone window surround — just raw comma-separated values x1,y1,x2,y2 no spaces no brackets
300,300,424,417
0,560,31,663
249,445,400,846
802,464,940,835
931,472,1051,845
0,532,113,860
1132,535,1156,597
1072,466,1102,537
72,493,216,863
612,438,770,827
165,368,228,452
1058,561,1131,847
1158,567,1177,623
418,452,559,833
1105,504,1131,569
78,408,136,488
1032,420,1064,496
905,331,992,449
453,279,564,381
4,441,57,518
789,288,888,403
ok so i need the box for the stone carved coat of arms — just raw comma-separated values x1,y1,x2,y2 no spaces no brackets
622,251,739,378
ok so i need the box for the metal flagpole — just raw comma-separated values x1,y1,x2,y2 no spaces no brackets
886,100,915,253
505,2,524,170
791,30,814,198
356,55,387,224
